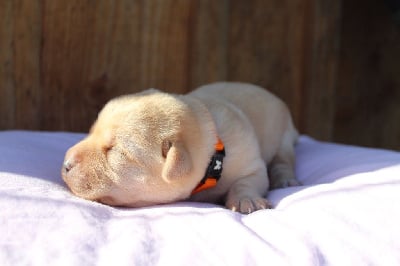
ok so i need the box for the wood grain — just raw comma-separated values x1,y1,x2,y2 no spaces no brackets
0,1,15,129
13,0,42,129
334,0,400,149
39,0,195,131
300,0,342,140
189,0,229,88
0,0,399,149
228,0,308,130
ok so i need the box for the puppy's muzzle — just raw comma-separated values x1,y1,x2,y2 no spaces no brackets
62,149,97,197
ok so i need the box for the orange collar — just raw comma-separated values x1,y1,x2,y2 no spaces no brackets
191,138,225,195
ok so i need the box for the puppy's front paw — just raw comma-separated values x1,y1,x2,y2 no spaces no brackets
226,196,272,214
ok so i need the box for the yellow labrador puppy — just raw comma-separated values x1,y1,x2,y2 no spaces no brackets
62,82,300,214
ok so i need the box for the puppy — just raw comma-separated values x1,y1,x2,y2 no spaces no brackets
62,82,300,214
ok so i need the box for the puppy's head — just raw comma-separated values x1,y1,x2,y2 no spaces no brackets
62,90,214,207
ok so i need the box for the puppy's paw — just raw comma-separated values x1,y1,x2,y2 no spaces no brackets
270,177,301,189
226,196,272,214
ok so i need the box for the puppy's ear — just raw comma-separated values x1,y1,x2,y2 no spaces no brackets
161,140,192,182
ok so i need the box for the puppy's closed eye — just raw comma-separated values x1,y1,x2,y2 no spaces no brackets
102,135,116,154
103,145,113,153
103,145,115,158
105,146,126,163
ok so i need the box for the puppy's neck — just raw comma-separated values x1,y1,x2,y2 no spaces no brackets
179,95,222,188
191,137,225,194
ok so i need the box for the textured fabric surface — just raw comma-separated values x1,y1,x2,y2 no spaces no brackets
1,131,400,265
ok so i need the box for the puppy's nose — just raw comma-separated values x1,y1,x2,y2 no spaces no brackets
62,158,75,174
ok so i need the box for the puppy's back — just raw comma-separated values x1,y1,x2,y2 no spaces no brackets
190,82,297,162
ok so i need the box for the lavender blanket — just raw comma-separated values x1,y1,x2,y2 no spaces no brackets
1,131,400,265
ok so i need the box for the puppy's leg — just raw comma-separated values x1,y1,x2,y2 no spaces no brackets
268,130,301,189
225,167,271,214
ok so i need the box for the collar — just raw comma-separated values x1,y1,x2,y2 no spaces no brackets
191,137,225,195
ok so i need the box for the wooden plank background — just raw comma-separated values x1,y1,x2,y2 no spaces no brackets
0,0,399,150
